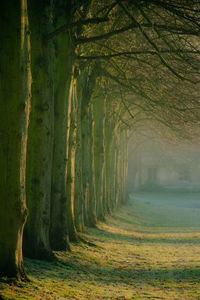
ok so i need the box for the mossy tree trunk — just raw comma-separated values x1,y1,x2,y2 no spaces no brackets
50,3,74,251
114,132,121,208
103,117,116,215
88,104,97,226
114,129,129,207
120,130,129,205
24,0,54,260
93,91,106,221
0,0,31,279
102,101,129,215
81,110,90,225
66,73,79,242
81,103,97,227
80,67,98,227
74,76,85,232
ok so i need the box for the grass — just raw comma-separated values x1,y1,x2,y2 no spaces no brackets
1,192,200,299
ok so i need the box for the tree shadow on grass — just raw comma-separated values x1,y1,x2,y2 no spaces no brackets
25,255,200,286
110,213,200,229
90,228,200,245
23,195,200,294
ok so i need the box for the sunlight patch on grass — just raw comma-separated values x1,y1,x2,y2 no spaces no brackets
1,192,200,299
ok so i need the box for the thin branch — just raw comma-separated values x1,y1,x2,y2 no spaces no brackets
138,6,200,77
151,0,200,29
76,50,200,59
105,1,118,16
46,17,109,40
120,90,135,120
76,23,137,44
94,1,118,17
118,115,131,128
76,22,199,44
116,0,194,82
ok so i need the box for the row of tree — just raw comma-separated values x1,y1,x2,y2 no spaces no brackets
0,0,199,280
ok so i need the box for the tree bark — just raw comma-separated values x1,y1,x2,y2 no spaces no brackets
82,105,97,227
93,91,106,221
50,12,74,250
121,130,129,204
103,117,116,215
24,0,54,260
80,67,98,227
66,74,79,241
74,77,85,232
0,0,31,279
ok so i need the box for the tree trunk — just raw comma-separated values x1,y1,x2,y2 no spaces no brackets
50,28,74,250
115,133,121,208
0,0,31,279
82,105,97,227
121,130,129,204
81,112,90,226
66,74,79,242
74,77,85,232
80,67,98,227
24,0,54,260
103,117,116,215
93,92,106,221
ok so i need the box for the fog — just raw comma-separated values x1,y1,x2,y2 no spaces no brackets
127,128,200,226
128,131,200,194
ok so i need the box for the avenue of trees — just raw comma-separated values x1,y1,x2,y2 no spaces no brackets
0,0,200,280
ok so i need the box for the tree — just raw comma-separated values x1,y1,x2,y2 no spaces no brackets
24,0,54,260
1,0,200,280
50,0,74,251
0,0,31,279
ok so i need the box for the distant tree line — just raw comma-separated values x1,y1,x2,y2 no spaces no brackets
0,0,199,280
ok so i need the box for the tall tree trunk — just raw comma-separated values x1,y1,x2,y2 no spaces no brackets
80,67,98,227
120,130,129,204
74,77,85,232
103,118,116,215
82,105,97,227
115,132,121,208
50,27,74,250
88,104,97,226
81,111,90,226
66,74,79,241
0,0,31,279
93,92,105,221
24,0,54,260
50,0,89,247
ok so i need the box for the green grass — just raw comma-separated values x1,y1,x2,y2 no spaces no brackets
1,192,200,299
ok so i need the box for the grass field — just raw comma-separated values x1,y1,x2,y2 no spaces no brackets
1,192,200,299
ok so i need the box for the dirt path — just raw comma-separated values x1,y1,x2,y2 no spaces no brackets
1,192,200,299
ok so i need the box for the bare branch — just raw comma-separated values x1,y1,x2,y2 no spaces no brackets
150,0,200,29
76,23,137,44
46,16,109,40
76,22,199,44
116,0,195,82
119,89,135,120
76,50,200,59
